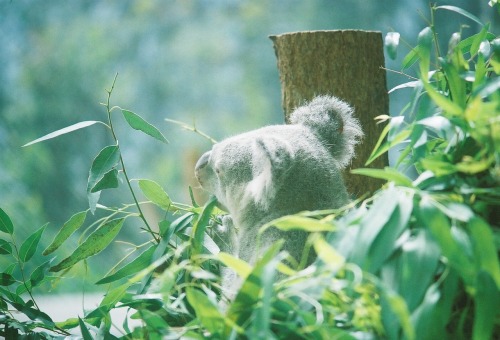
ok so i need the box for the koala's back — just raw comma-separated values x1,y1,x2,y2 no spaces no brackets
232,124,349,264
248,124,349,211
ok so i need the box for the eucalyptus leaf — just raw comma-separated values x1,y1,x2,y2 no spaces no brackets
87,145,121,212
0,239,12,255
122,109,168,144
0,273,16,286
19,223,47,263
191,196,218,254
186,288,224,335
50,218,125,272
351,167,413,187
138,179,172,211
96,245,156,285
473,271,500,340
261,215,335,233
22,121,103,147
436,5,484,26
90,168,119,193
78,317,94,340
43,210,87,255
0,208,14,235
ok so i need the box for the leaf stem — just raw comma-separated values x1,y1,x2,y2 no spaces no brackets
104,74,159,243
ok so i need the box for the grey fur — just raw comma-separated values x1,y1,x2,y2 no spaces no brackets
195,95,363,295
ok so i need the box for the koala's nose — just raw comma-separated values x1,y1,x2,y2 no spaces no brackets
195,151,211,172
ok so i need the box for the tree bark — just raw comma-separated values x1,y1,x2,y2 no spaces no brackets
270,30,389,197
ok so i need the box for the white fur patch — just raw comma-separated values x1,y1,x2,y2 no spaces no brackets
244,142,275,208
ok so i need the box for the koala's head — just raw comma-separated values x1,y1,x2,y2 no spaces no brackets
195,131,290,214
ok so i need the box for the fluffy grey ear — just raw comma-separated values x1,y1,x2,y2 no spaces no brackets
244,136,293,208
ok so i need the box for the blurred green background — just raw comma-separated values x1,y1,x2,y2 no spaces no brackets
1,0,498,291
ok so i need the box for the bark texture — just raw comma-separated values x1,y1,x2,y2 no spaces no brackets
270,30,389,197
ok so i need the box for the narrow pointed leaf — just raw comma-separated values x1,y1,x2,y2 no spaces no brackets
0,208,14,234
0,239,12,255
473,272,500,340
138,179,172,210
43,211,87,255
79,317,94,340
96,245,156,284
186,288,224,334
19,223,47,263
23,121,102,147
436,5,484,26
192,196,218,254
90,168,119,193
50,218,125,272
0,273,16,286
30,260,52,288
122,110,168,144
87,145,120,193
262,215,335,233
87,145,120,212
352,167,414,187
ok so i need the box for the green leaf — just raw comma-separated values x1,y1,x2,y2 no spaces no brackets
11,301,54,326
366,126,411,166
261,215,335,233
365,189,414,273
436,5,484,26
468,217,500,287
191,196,218,255
422,81,463,116
402,47,420,70
399,229,441,312
418,197,475,286
217,252,252,279
0,239,12,255
19,223,47,263
90,168,119,193
0,208,14,234
87,145,121,213
349,188,400,265
385,32,400,60
43,210,87,255
0,273,16,286
22,121,103,147
351,167,414,187
122,110,168,144
30,260,52,288
138,179,172,211
470,24,490,56
313,235,345,272
228,241,284,325
186,288,224,335
473,271,500,340
96,245,156,285
410,283,446,339
79,317,94,340
50,218,125,272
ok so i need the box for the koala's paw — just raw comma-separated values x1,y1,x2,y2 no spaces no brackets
213,215,236,254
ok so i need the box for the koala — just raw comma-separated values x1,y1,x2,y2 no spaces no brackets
195,95,363,286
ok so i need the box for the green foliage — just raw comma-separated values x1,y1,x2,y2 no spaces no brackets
1,4,499,339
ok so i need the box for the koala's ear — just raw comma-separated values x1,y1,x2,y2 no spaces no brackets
245,136,293,208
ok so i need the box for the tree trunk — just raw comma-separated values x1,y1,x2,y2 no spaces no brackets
270,30,389,197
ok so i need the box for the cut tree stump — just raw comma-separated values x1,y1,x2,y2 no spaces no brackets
270,30,389,197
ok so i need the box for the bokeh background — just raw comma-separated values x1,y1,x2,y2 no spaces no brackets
1,0,498,291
